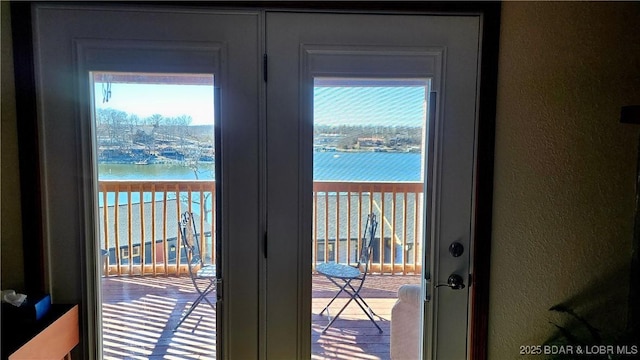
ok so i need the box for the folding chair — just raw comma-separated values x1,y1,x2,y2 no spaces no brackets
315,213,383,334
173,211,216,331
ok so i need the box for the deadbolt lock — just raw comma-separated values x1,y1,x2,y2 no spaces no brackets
449,242,464,257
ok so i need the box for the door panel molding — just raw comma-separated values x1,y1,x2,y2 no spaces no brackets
76,39,225,73
302,44,444,81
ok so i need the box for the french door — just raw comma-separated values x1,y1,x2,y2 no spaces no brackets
32,5,481,359
32,5,261,359
265,12,480,360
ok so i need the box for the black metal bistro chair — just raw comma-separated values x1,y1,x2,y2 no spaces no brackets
173,211,216,331
315,213,383,333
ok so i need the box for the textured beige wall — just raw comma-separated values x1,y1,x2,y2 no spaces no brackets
1,1,25,291
490,2,640,357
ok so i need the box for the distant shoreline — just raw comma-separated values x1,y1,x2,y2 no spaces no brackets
98,146,421,166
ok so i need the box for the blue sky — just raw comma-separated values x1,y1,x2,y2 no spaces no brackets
94,78,428,127
94,82,215,125
314,82,427,127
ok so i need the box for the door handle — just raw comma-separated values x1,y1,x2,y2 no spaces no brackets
435,274,465,290
446,274,465,290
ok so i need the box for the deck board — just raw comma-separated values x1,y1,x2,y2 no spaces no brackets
101,274,420,359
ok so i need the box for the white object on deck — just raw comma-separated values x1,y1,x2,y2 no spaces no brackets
390,284,421,360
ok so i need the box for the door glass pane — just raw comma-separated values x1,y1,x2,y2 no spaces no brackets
312,78,429,359
91,72,217,359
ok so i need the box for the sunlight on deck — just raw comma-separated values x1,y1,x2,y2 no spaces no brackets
102,274,419,359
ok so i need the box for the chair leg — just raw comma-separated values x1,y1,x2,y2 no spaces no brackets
320,278,383,334
345,282,381,318
351,296,383,333
321,290,383,334
202,293,216,309
173,281,215,331
198,281,217,310
173,300,201,331
319,277,352,315
321,295,353,333
174,292,209,331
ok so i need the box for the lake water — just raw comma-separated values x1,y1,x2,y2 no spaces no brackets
98,152,422,212
99,152,423,182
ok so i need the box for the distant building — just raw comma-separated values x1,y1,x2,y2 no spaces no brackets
357,137,384,148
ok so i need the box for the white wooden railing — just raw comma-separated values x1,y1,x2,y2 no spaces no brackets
99,180,423,276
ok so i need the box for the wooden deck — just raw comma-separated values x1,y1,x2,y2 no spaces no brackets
101,274,420,359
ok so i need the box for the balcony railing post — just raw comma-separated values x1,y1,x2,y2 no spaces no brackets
99,180,422,277
151,184,157,276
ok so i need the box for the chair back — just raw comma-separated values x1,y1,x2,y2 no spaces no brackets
179,211,204,271
357,213,378,273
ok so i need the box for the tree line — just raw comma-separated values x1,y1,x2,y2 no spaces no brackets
314,124,423,150
95,108,212,150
